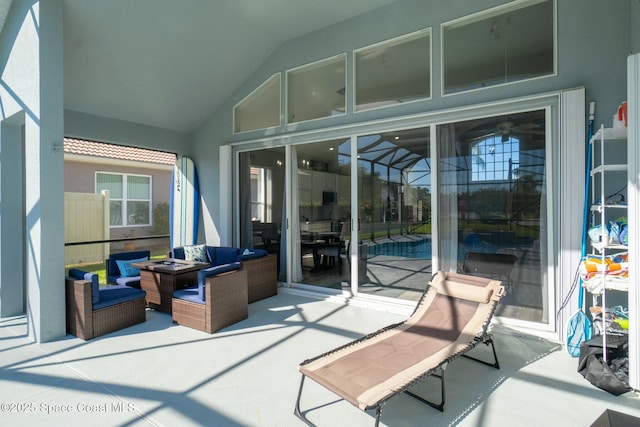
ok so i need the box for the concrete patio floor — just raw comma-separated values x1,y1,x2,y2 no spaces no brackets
2,290,640,426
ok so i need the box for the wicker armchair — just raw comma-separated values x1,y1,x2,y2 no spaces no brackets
242,254,277,303
65,274,146,340
172,264,248,333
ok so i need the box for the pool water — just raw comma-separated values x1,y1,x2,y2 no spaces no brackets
367,238,505,261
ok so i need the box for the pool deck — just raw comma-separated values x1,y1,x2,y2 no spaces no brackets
304,233,545,322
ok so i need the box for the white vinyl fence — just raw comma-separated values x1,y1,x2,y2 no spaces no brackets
64,190,110,265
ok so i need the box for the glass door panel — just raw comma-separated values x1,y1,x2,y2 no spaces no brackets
437,110,548,323
357,127,431,301
238,148,285,278
294,138,351,290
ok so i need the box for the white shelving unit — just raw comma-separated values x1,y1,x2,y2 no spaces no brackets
589,125,628,361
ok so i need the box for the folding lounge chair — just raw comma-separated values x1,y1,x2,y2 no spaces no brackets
295,271,505,426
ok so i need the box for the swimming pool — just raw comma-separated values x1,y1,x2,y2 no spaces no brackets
367,238,505,261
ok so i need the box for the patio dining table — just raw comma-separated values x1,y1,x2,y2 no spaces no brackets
300,231,342,272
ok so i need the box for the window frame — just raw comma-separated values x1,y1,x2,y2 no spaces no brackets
353,28,432,113
285,53,347,125
95,171,153,227
441,0,557,96
250,165,273,222
233,73,282,134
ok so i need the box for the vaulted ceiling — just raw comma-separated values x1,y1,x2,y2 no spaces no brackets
61,0,399,133
0,1,555,136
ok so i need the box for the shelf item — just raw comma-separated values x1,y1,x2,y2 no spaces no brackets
591,164,628,174
580,253,628,294
587,124,628,362
584,276,628,294
590,204,627,213
591,126,627,141
591,242,629,253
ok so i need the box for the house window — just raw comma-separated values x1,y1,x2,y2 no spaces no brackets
442,0,555,94
287,54,346,124
96,172,152,226
471,135,520,182
234,73,281,133
250,166,273,222
355,28,431,111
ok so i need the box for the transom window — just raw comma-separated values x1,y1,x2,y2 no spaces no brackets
442,0,555,94
234,73,281,133
286,55,346,124
96,172,152,226
354,29,431,111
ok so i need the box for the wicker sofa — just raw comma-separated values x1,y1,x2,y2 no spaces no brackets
172,262,248,333
172,245,277,303
65,269,147,340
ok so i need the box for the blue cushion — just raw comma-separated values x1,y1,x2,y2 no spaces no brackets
173,286,204,304
116,256,148,277
197,262,241,300
210,247,240,265
93,286,146,310
108,251,151,282
69,268,100,304
239,248,268,260
172,246,186,260
205,246,215,264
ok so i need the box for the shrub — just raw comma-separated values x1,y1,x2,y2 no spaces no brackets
153,202,170,235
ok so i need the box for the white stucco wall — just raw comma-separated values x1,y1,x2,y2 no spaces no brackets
0,0,65,342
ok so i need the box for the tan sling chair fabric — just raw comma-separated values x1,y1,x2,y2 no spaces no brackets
295,271,505,426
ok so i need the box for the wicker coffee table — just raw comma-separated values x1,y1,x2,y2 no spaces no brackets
132,258,209,314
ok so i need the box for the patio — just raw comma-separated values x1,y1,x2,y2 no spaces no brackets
2,291,640,426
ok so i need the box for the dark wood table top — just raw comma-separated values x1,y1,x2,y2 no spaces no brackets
132,258,209,274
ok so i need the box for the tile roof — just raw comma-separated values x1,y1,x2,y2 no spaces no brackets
64,137,176,165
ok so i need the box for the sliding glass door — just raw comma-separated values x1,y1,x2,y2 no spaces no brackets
437,110,549,323
357,127,432,301
236,108,551,325
238,148,285,277
293,138,351,290
238,141,352,288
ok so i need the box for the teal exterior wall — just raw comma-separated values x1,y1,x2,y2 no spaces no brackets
192,0,632,245
64,110,190,156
